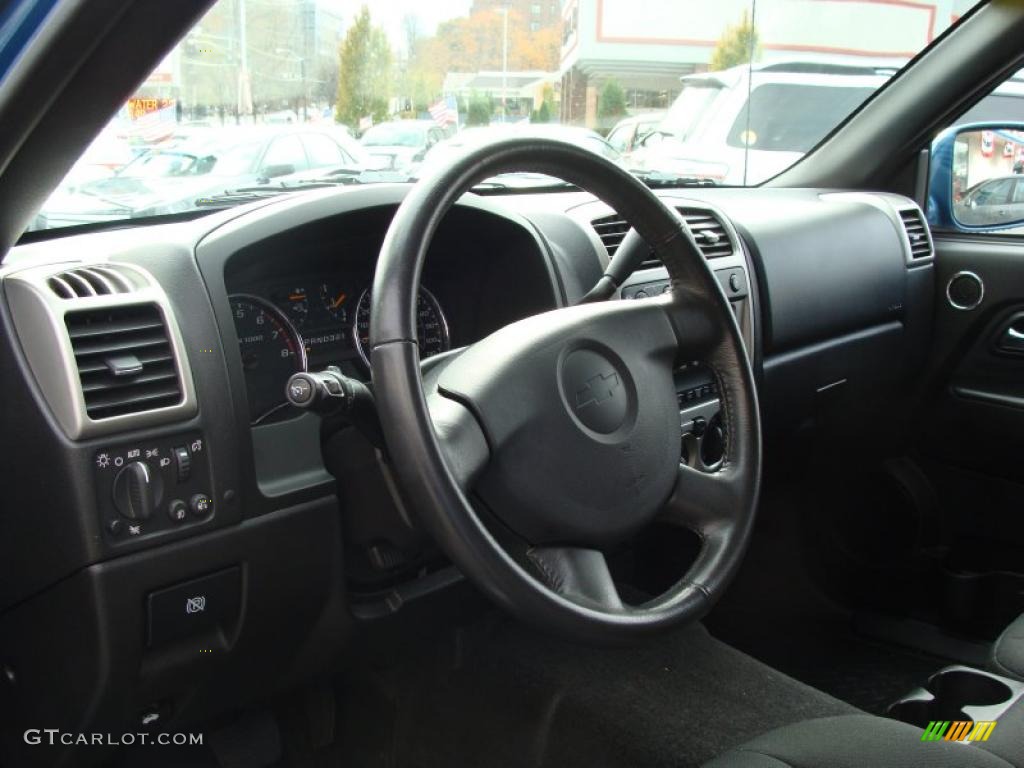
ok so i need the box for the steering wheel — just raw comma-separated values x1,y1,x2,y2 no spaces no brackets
370,137,761,641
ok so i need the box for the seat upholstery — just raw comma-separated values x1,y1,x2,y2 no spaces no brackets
992,612,1024,681
702,714,1015,768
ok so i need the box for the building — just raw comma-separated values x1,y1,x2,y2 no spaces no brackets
471,0,563,32
560,0,979,126
444,70,558,119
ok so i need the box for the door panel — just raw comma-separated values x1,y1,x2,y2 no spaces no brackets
924,236,1024,478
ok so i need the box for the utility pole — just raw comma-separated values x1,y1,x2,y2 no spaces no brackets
499,6,508,121
237,0,249,123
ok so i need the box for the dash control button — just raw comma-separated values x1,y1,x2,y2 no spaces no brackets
168,499,188,524
173,447,191,482
190,494,212,518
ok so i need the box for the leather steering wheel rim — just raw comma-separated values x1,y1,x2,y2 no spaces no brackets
370,136,761,642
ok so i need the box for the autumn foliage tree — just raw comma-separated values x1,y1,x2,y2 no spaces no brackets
335,6,393,130
404,8,561,109
709,10,759,71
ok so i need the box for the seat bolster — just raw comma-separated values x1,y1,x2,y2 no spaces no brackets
992,613,1024,681
702,714,1016,768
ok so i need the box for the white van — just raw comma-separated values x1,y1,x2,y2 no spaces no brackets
628,62,893,185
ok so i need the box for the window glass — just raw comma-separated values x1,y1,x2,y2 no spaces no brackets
727,84,877,153
304,134,348,167
606,124,632,153
262,135,307,172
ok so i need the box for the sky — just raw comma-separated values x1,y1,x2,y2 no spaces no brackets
320,0,474,55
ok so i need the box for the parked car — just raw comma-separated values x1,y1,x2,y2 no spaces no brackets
417,124,623,184
32,126,369,228
627,62,892,185
955,175,1024,227
606,111,667,157
359,120,449,173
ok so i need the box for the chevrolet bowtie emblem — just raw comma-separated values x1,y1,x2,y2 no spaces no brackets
575,371,621,409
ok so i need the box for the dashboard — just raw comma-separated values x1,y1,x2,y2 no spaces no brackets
0,182,934,767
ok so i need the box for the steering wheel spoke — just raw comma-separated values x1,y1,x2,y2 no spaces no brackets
427,392,489,491
527,546,623,612
661,462,739,534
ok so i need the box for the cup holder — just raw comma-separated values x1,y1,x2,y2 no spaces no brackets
887,699,969,729
930,669,1013,707
887,666,1021,729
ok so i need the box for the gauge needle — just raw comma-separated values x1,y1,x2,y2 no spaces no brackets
332,292,346,309
289,293,305,301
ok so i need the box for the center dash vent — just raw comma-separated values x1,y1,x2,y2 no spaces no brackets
64,304,182,420
590,208,735,269
898,208,933,261
677,208,734,259
48,266,138,299
590,214,630,257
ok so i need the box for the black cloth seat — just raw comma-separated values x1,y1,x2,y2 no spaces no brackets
702,714,1015,768
992,613,1024,681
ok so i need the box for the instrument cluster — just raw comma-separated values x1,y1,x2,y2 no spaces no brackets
229,277,449,424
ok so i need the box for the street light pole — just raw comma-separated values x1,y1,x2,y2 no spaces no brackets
499,6,508,121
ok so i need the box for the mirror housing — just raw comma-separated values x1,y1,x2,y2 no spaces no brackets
930,122,1024,232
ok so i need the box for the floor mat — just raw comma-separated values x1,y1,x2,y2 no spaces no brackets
706,608,948,714
337,617,856,768
702,484,953,715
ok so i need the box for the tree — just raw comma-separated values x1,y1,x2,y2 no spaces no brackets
709,10,759,72
530,82,555,123
598,79,627,123
466,92,493,126
404,8,562,110
335,6,393,130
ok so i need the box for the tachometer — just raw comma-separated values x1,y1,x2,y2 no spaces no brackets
353,287,450,368
229,294,307,424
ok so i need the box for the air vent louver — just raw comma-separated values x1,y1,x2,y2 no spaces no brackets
899,208,933,260
677,208,734,259
591,207,734,269
590,214,630,257
65,304,182,419
48,266,137,299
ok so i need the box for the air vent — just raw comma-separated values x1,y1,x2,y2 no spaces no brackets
677,208,734,259
48,266,138,299
899,208,933,260
590,214,630,256
64,304,182,420
591,207,735,269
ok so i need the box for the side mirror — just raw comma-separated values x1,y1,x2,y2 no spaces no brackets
260,163,295,180
930,122,1024,231
638,130,666,148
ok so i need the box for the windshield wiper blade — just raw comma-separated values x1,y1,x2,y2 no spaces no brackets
194,178,361,208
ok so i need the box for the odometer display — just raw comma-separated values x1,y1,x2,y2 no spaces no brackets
230,294,307,424
353,287,450,368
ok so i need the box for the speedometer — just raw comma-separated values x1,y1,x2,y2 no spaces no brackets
353,287,450,368
230,294,307,424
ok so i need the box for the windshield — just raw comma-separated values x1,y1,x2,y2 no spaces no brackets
28,0,984,234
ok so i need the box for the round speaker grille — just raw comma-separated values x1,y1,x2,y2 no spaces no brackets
947,271,984,311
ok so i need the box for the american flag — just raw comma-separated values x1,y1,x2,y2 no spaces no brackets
429,96,458,128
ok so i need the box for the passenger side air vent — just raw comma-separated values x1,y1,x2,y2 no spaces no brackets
48,266,139,299
65,304,183,420
590,214,630,256
677,208,734,259
898,208,933,261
